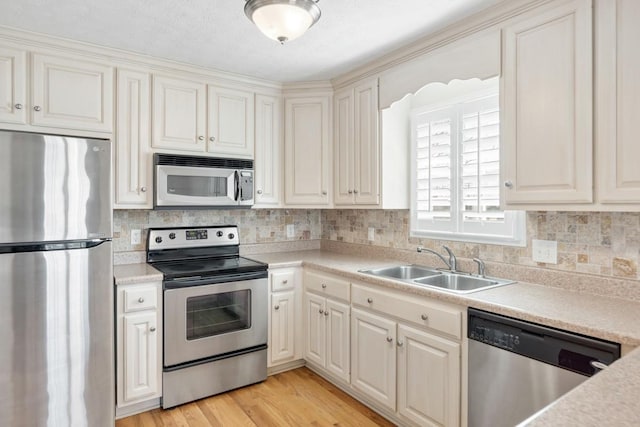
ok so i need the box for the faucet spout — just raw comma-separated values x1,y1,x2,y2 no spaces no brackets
417,246,452,270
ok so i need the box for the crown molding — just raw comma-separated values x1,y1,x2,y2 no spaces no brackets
282,80,334,96
330,0,554,89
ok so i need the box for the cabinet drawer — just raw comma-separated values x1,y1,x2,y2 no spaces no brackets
304,270,350,302
270,269,295,292
352,283,462,339
123,286,157,312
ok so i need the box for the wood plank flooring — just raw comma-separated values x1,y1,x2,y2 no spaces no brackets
116,367,395,427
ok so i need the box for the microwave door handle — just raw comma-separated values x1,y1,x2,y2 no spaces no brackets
234,170,240,201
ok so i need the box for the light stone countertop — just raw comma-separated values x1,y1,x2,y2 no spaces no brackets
114,248,640,425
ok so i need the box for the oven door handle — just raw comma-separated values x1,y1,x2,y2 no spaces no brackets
234,170,240,202
164,270,267,288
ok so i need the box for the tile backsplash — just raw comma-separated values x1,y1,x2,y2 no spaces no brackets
321,210,640,282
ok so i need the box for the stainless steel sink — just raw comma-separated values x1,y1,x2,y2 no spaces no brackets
358,264,515,293
413,274,513,293
358,265,441,280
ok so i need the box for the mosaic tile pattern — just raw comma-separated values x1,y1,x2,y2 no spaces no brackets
321,210,640,282
113,209,321,259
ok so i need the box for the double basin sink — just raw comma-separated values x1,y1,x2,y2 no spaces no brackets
358,264,515,294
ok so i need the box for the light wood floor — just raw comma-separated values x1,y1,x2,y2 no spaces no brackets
116,367,396,427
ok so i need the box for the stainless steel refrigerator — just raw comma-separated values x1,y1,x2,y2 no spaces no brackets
0,130,114,427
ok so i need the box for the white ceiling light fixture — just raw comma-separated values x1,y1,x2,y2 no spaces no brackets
244,0,321,45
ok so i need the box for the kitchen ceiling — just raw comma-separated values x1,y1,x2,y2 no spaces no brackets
2,0,504,82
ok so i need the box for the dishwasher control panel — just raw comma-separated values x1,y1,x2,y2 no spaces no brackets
469,323,520,351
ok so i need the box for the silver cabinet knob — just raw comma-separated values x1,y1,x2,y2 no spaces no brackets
198,136,205,141
282,279,288,284
397,340,404,347
14,103,23,110
149,326,156,332
322,191,327,195
348,190,353,194
324,311,329,317
421,314,428,321
319,309,324,314
321,283,327,289
209,136,215,142
386,337,393,343
33,106,41,112
138,297,145,303
257,190,263,194
504,180,513,189
140,187,147,192
354,189,359,194
274,305,280,310
367,298,373,304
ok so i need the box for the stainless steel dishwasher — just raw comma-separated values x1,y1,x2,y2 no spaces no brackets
468,308,620,427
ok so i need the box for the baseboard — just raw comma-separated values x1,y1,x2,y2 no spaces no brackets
116,398,161,419
268,358,306,375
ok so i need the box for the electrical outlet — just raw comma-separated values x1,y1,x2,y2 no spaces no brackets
130,229,142,246
368,227,375,241
532,239,558,264
286,224,295,238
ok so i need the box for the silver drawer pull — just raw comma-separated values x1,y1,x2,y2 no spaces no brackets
367,298,373,304
319,309,324,314
274,305,280,310
397,340,404,347
138,297,145,303
324,311,329,317
33,105,41,112
421,314,428,321
322,283,327,289
15,103,23,110
386,337,393,343
149,327,156,332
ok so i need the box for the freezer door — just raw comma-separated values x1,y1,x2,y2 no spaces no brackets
0,241,114,427
0,130,112,244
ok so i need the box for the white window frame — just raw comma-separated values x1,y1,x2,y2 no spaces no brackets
410,89,526,247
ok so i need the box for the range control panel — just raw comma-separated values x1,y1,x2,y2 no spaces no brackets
147,226,239,250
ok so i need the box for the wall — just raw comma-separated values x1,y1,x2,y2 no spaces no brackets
322,209,640,282
113,209,321,264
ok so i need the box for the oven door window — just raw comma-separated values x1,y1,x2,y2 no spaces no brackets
167,175,227,197
186,290,251,340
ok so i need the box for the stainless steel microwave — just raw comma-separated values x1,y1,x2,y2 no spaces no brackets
154,154,254,209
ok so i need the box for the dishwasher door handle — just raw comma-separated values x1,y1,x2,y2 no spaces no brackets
590,360,609,371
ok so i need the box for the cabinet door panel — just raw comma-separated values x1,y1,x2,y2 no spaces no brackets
502,0,592,204
32,54,113,132
325,298,350,383
354,79,379,205
0,46,27,124
254,94,282,206
351,308,396,411
123,311,159,402
397,324,460,427
152,75,206,152
207,86,254,157
334,88,354,205
115,68,152,208
270,290,296,365
284,96,330,205
304,291,326,367
597,0,640,202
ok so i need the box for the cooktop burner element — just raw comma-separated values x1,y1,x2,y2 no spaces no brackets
146,225,267,282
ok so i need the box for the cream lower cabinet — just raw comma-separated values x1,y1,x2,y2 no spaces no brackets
351,282,462,427
268,267,302,368
116,282,162,416
303,270,350,383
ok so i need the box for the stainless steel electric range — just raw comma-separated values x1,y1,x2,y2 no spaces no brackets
147,225,268,409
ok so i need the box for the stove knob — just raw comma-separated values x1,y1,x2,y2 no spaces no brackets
155,236,163,244
216,231,223,237
169,233,176,240
228,233,235,239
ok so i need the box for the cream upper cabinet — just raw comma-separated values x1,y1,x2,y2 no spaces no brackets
0,46,27,124
284,95,331,206
152,74,206,152
254,94,282,207
501,0,593,205
334,79,380,206
596,0,640,204
207,86,254,158
115,68,152,209
31,53,113,132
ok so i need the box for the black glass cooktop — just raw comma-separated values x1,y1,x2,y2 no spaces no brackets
152,256,267,280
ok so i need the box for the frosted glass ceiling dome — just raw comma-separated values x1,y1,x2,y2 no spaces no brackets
245,0,321,44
